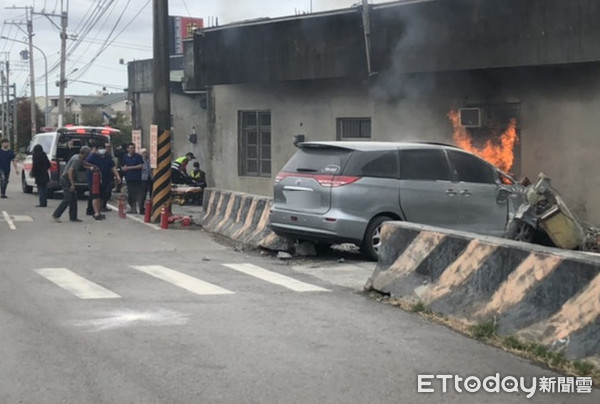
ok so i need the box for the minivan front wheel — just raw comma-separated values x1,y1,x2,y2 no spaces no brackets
361,216,393,261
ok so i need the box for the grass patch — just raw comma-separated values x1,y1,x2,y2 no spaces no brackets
469,319,497,339
503,335,527,351
410,301,431,314
573,361,595,376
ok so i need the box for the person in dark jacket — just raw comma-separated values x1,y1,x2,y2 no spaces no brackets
31,144,51,207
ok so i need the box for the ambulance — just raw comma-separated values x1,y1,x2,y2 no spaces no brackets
21,126,120,197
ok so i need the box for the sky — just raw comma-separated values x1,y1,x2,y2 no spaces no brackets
0,0,390,98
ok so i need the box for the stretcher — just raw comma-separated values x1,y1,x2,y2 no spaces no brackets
172,185,204,206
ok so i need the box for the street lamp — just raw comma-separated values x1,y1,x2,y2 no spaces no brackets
0,35,49,128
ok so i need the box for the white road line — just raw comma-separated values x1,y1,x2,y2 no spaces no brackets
223,263,331,292
35,268,121,299
131,265,234,296
106,203,161,230
2,211,16,230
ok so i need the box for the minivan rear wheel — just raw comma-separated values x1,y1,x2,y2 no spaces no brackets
361,216,393,261
22,172,33,193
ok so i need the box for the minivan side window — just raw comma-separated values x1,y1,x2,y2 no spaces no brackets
399,149,451,181
447,150,495,184
343,150,399,178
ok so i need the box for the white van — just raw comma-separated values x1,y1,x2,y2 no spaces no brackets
22,126,119,197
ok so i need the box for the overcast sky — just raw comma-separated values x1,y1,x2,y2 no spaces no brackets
0,0,388,98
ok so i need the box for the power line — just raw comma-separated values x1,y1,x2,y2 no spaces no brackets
70,0,151,83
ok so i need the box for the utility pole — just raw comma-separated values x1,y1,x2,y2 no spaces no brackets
0,64,5,138
5,5,35,141
151,0,172,222
6,60,15,149
58,2,68,127
34,0,68,127
27,6,36,138
11,84,17,149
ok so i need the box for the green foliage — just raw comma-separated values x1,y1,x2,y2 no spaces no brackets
573,361,595,376
108,112,132,146
469,319,497,339
15,98,44,149
80,107,104,126
503,336,527,350
410,301,429,313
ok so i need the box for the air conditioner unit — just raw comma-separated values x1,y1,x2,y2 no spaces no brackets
459,107,482,128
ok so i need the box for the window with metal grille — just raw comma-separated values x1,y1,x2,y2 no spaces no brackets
336,118,371,140
239,111,271,177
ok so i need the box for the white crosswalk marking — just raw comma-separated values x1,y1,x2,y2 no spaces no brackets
131,265,235,296
35,268,121,299
223,263,330,292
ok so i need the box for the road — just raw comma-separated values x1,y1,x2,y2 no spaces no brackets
0,179,598,403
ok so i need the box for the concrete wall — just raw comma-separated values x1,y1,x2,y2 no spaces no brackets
134,91,209,178
209,63,600,225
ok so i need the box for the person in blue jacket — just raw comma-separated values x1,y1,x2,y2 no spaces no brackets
121,142,144,214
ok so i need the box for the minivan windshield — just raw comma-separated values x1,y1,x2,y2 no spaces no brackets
282,147,352,175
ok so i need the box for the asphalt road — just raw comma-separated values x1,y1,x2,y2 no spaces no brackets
0,179,598,403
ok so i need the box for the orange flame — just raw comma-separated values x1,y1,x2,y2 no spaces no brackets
447,110,519,173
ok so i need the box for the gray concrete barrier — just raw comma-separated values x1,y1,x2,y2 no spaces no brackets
366,221,600,365
201,188,291,250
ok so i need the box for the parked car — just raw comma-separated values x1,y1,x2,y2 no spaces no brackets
21,126,119,197
269,141,525,260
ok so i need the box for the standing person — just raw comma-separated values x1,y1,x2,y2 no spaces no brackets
140,148,153,209
52,146,91,222
114,143,127,193
85,145,99,217
31,144,51,207
121,142,144,214
103,143,119,210
86,145,120,220
0,139,19,199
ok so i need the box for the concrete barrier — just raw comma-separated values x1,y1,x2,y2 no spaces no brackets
201,188,291,250
366,221,600,364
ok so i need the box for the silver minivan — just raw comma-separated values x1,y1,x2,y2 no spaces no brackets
269,141,524,260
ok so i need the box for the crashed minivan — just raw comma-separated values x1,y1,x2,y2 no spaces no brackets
269,141,525,260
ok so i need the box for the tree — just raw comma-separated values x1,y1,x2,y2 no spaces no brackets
80,107,103,126
16,98,44,149
108,111,132,146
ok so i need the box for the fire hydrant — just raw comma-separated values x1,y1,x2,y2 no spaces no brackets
144,200,152,223
118,195,127,219
160,206,169,229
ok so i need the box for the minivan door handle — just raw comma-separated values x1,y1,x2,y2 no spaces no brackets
446,189,457,197
460,190,472,197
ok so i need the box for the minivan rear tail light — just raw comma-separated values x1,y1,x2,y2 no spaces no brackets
315,175,360,187
50,160,59,173
275,172,289,183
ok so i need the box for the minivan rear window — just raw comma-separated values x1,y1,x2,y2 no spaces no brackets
282,147,352,175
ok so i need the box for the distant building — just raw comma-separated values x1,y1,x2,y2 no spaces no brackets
40,92,131,128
